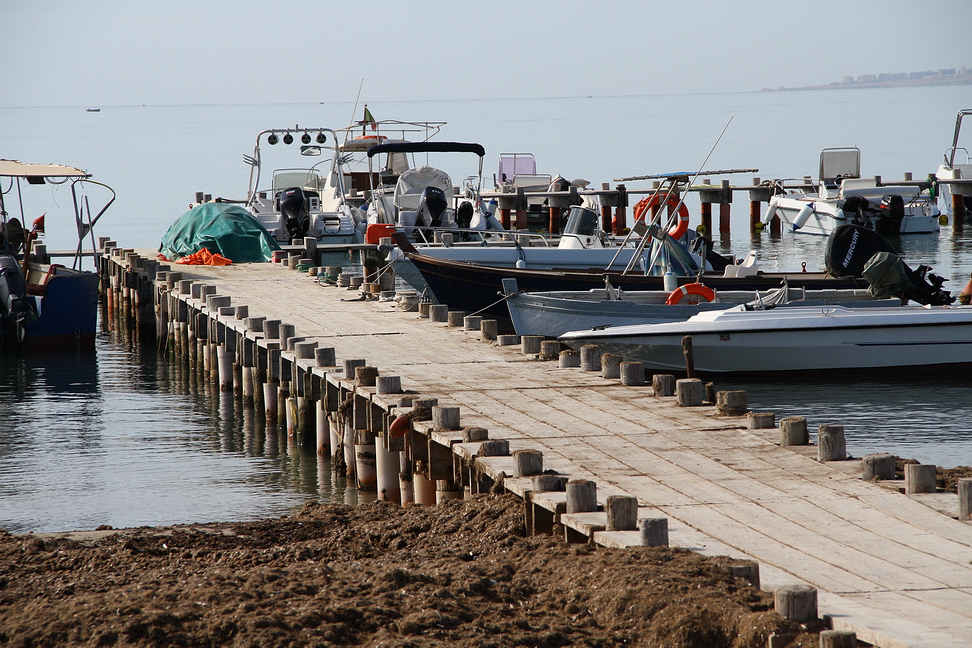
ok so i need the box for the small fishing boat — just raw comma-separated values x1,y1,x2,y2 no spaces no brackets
558,302,972,377
0,160,115,350
766,147,940,236
85,108,101,112
502,277,886,338
935,108,972,218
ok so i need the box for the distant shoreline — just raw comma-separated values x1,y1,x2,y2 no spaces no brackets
763,72,972,92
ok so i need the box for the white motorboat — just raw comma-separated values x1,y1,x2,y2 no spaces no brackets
388,204,715,293
198,111,452,244
766,147,940,236
935,108,972,218
559,302,972,376
502,277,886,338
364,140,504,240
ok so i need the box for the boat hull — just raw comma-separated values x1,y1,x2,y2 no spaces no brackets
407,252,866,317
559,305,972,376
21,270,100,350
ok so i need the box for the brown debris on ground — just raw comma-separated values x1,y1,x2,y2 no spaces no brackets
0,494,821,648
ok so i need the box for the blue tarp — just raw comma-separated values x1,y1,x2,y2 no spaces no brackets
159,203,281,263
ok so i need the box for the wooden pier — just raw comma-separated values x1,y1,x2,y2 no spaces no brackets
99,243,972,648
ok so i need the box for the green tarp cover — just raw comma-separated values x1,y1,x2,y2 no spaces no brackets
159,203,281,263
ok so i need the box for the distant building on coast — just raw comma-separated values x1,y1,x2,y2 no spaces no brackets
764,66,972,91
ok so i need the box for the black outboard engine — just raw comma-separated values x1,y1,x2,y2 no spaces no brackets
415,186,448,228
876,194,905,236
841,195,873,229
278,187,310,242
0,253,34,344
825,224,953,305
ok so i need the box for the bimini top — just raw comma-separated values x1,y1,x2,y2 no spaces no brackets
366,141,485,158
0,159,90,179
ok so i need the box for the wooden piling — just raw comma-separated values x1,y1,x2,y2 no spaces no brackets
512,449,543,477
862,453,895,481
904,464,937,494
601,353,622,379
779,416,809,446
818,425,847,462
620,361,645,386
605,495,638,531
652,374,675,397
480,319,498,342
580,345,600,371
716,390,747,415
774,585,817,623
521,335,543,355
676,378,703,407
958,478,972,520
681,335,695,377
565,479,597,514
639,518,668,547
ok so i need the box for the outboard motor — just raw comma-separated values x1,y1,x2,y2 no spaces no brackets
825,224,953,305
415,186,448,228
0,253,34,343
876,194,905,236
841,195,873,229
278,187,310,241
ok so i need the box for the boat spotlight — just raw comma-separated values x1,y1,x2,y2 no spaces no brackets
316,132,327,144
301,131,311,145
267,133,279,145
283,132,294,145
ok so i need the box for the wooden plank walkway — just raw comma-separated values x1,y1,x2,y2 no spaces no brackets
129,252,972,648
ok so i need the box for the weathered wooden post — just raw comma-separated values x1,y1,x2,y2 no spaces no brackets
958,478,972,520
904,463,937,494
565,479,597,513
862,453,895,480
779,416,809,446
580,345,600,371
681,335,695,377
774,585,817,623
818,425,846,462
512,449,543,478
652,374,675,396
620,361,645,386
676,378,703,407
605,495,638,531
639,518,668,547
819,630,857,648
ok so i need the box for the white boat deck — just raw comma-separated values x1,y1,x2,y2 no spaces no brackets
147,254,972,648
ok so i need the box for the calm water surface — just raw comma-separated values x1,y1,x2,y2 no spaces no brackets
0,311,372,534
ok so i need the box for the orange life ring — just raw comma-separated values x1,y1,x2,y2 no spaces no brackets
665,282,716,305
632,194,690,239
355,134,386,141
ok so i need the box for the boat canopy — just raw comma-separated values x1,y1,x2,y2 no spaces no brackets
0,160,90,180
159,203,281,263
366,142,485,158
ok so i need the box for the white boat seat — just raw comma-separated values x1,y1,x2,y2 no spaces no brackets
722,250,759,277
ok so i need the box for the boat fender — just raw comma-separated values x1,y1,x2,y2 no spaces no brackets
665,282,717,305
632,194,691,239
763,201,778,225
791,203,815,231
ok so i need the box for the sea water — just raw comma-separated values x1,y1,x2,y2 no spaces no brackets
1,88,971,532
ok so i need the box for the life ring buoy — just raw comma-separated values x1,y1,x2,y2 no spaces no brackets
665,282,716,305
632,194,690,239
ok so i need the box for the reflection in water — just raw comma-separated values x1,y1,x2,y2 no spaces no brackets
0,317,362,534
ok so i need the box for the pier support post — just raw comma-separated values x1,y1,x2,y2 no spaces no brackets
676,378,704,407
862,453,895,481
579,345,600,371
905,463,937,494
620,361,645,386
958,478,972,520
512,449,543,477
779,416,809,446
605,495,638,531
774,585,817,623
818,425,846,462
639,518,669,547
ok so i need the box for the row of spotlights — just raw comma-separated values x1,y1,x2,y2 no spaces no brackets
267,132,327,145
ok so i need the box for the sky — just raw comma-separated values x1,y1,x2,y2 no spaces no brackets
2,0,971,107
